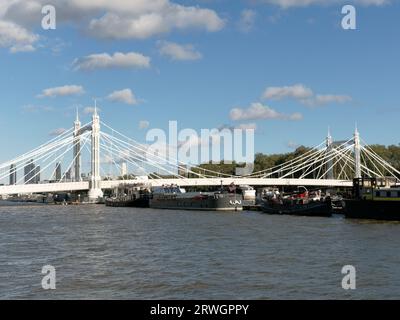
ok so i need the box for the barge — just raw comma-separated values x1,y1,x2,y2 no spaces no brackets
150,185,243,211
344,178,400,221
105,184,151,208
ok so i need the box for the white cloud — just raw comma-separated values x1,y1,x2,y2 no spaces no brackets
37,85,85,98
73,52,151,71
87,3,225,39
287,140,300,149
259,0,389,9
0,20,38,53
2,1,225,42
158,41,202,61
218,123,258,132
236,123,258,130
307,94,353,107
107,89,137,105
238,9,256,33
21,104,54,113
139,120,150,129
49,128,67,136
10,44,35,53
262,84,352,107
83,106,101,114
263,84,313,100
230,102,303,121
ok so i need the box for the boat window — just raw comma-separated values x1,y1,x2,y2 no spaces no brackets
387,191,391,198
375,191,380,197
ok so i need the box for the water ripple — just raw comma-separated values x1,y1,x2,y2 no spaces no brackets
0,206,399,299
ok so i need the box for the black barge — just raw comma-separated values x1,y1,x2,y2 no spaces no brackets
105,184,151,208
150,185,243,211
344,178,400,221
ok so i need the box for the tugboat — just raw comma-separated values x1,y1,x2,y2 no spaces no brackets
105,183,151,208
150,184,243,211
344,177,400,221
261,186,332,217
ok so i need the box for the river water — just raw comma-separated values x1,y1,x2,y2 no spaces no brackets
0,204,399,300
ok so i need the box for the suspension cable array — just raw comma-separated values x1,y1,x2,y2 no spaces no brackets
0,115,399,190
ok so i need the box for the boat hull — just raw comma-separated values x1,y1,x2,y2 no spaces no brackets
344,199,400,221
150,193,243,211
261,201,332,217
105,197,150,208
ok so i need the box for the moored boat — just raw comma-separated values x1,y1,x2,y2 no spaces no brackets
331,195,345,212
150,185,243,211
105,183,151,208
344,178,400,221
261,187,332,217
237,185,256,206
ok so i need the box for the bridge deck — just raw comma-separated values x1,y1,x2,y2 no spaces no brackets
0,178,352,195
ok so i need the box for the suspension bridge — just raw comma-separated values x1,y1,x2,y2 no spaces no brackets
0,107,399,202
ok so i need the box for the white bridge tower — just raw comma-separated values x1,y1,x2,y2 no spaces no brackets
325,128,334,180
354,125,362,179
73,108,81,182
88,104,104,202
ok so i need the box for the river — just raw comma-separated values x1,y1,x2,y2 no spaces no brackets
0,205,399,299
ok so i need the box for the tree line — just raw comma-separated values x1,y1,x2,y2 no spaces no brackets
191,144,400,179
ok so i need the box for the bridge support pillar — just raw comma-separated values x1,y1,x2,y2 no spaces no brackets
326,129,334,180
88,105,104,202
73,108,81,182
354,126,362,179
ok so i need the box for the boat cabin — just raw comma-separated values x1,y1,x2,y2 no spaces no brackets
353,177,400,200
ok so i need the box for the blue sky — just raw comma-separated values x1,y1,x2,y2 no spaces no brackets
1,0,400,163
